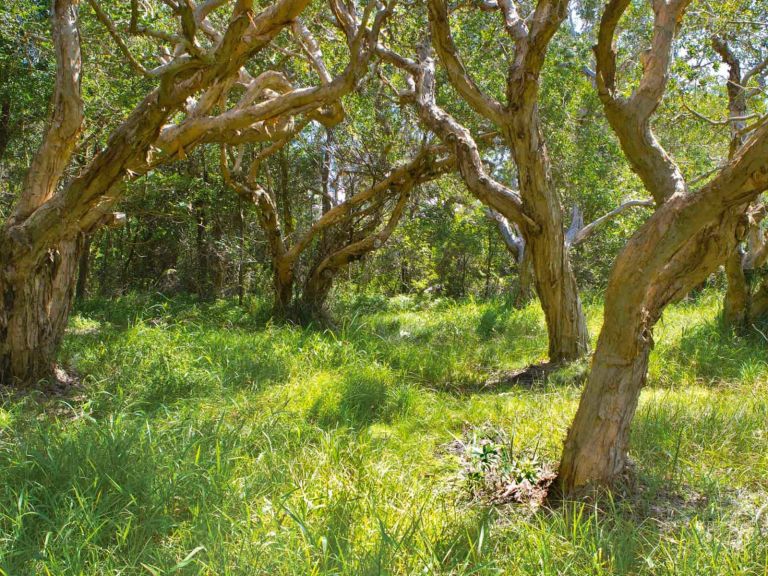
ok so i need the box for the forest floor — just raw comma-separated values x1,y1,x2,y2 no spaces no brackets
0,291,767,575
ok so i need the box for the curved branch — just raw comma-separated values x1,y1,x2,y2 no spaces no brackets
308,185,412,286
594,0,688,204
410,45,537,232
156,0,390,158
87,0,150,76
565,199,654,247
485,209,523,261
427,0,506,123
285,145,454,264
220,144,288,268
12,0,84,223
7,0,313,275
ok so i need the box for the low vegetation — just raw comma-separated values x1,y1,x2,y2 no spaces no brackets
0,291,766,575
3,0,768,571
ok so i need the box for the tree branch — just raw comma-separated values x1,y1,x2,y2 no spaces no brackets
565,199,654,247
389,41,537,232
427,0,506,123
12,0,84,224
594,0,688,204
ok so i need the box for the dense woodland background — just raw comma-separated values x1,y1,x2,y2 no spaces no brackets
3,0,738,305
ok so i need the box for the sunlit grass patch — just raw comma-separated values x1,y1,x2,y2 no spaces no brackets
1,292,767,574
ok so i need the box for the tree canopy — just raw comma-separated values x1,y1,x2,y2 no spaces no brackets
2,0,768,512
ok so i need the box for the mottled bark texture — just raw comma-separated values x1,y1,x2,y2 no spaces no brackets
1,0,314,385
557,0,768,495
0,0,83,386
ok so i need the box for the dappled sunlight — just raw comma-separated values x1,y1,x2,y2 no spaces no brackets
1,294,766,573
648,292,768,388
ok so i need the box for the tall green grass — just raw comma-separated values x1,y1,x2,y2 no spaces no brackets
0,290,765,574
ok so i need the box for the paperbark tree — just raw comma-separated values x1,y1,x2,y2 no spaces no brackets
223,130,455,320
0,0,322,386
708,36,768,328
556,0,768,495
379,0,589,363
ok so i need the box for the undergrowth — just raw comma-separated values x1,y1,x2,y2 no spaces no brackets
0,290,765,574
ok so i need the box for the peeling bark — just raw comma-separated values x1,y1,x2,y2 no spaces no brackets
382,10,589,360
556,0,768,496
0,237,81,386
1,0,314,386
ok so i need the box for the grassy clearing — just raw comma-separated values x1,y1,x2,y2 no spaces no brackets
0,291,766,575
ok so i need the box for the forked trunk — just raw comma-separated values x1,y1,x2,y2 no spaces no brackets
0,237,81,386
503,122,589,363
556,203,756,495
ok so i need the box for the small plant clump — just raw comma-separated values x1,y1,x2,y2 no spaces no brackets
448,424,556,507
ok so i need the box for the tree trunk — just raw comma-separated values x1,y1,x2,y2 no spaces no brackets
400,260,410,293
557,332,652,492
484,223,494,298
556,201,755,495
723,248,748,329
0,237,80,386
712,36,752,329
531,246,587,362
516,246,534,306
749,279,768,319
299,267,334,323
75,233,91,302
556,0,768,498
503,121,589,363
272,260,295,317
194,199,211,299
210,216,227,298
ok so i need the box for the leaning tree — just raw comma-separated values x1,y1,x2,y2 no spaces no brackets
556,0,768,495
0,0,391,386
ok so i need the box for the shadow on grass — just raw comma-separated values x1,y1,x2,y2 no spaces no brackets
308,364,415,429
651,317,768,386
61,322,298,412
0,411,236,574
74,293,276,333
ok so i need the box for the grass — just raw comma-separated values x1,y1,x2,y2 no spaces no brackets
0,290,766,574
